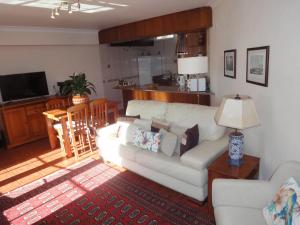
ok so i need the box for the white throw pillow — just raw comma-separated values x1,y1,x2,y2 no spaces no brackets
169,123,187,154
133,119,152,131
263,177,300,225
116,121,130,140
124,124,140,144
159,128,177,157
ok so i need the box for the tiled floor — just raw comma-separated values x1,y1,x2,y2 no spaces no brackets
0,138,100,194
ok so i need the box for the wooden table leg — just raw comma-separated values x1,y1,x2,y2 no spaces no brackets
61,117,72,158
45,117,59,150
113,105,119,123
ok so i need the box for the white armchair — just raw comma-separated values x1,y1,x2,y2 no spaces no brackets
212,161,300,225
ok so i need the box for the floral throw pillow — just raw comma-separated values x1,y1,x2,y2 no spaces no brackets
133,128,160,152
263,177,300,225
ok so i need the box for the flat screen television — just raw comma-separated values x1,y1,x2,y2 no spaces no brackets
0,71,49,102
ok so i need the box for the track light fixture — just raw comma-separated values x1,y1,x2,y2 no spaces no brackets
50,0,80,19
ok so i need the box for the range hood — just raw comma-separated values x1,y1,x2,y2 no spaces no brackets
110,39,154,47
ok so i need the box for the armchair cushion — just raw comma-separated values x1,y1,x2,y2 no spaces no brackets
213,179,276,209
214,206,266,225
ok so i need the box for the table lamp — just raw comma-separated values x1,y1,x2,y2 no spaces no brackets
214,94,260,166
177,56,208,91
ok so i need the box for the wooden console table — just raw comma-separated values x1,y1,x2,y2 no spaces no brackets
0,96,65,148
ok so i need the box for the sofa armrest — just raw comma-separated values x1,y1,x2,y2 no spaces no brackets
96,123,119,137
212,179,276,209
180,135,228,170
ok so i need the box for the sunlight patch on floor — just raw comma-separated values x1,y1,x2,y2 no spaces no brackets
2,160,121,225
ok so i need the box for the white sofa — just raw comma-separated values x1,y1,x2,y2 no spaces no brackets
213,161,300,225
96,100,228,201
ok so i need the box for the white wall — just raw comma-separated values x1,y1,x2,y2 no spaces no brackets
99,37,177,104
209,0,300,179
0,27,104,99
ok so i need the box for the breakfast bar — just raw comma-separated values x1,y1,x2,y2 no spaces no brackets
115,85,214,110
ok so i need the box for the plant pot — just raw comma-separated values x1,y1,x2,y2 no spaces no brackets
72,94,89,105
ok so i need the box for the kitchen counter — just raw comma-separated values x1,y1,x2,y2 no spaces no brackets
114,85,214,109
114,85,214,95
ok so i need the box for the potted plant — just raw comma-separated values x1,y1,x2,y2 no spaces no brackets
61,72,96,105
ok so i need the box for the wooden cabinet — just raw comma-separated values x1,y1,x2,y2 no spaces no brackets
26,103,47,138
1,100,48,148
2,107,31,146
177,31,207,57
99,7,212,44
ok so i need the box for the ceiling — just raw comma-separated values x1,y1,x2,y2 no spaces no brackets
0,0,218,30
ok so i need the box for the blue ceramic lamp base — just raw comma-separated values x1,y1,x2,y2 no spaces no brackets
228,131,244,167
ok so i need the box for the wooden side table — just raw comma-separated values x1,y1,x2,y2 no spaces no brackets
207,151,260,214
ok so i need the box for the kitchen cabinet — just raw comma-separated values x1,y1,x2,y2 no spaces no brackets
99,7,212,44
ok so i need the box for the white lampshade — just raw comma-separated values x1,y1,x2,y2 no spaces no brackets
178,56,208,75
214,95,260,130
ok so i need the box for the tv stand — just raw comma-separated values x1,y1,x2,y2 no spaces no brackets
0,95,64,149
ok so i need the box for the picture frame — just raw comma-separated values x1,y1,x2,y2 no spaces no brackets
224,49,236,79
246,46,270,87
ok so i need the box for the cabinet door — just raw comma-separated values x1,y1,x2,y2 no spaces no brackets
26,104,47,137
3,107,30,145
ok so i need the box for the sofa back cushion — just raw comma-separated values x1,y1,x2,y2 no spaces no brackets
165,103,226,143
126,100,167,120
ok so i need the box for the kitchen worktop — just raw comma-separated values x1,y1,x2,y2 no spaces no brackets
115,84,214,109
114,85,214,95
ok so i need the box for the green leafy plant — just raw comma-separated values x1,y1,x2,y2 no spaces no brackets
61,72,96,96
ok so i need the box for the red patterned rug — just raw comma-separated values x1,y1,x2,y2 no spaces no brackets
0,158,214,225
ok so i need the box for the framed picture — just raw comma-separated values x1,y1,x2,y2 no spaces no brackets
224,49,236,79
246,46,270,87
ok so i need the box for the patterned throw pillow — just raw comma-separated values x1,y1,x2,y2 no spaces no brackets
263,177,300,225
133,128,160,152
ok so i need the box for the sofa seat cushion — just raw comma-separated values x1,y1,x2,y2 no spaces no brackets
180,136,228,170
118,144,141,161
214,206,266,225
135,150,207,187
